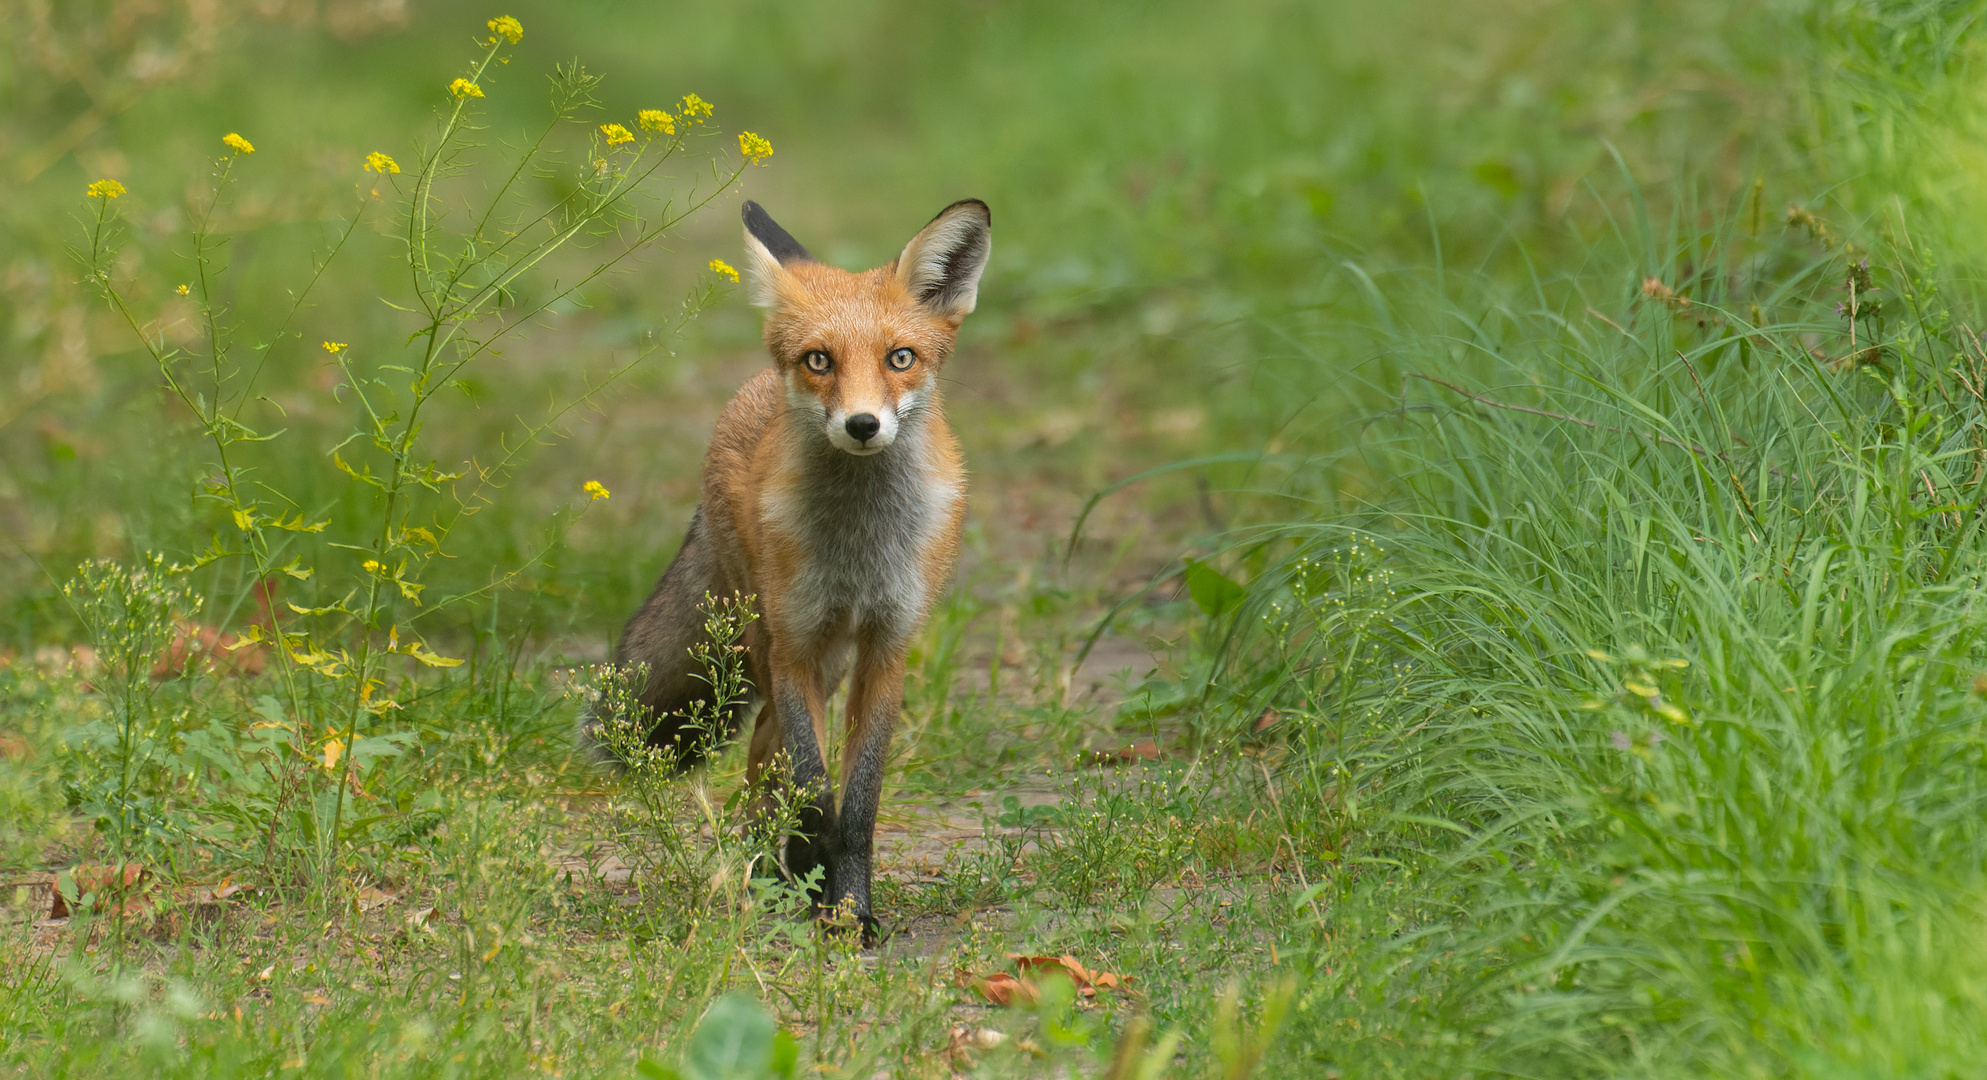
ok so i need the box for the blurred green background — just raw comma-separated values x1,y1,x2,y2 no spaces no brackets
0,0,1899,653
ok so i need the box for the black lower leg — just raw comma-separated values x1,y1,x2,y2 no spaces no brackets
832,726,892,941
773,684,837,903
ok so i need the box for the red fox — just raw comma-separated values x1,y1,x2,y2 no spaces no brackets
594,198,991,939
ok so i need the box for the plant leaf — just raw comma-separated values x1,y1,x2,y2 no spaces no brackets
1183,558,1246,618
685,993,779,1080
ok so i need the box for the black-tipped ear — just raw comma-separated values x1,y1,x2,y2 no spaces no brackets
895,199,991,318
741,201,813,308
741,201,812,265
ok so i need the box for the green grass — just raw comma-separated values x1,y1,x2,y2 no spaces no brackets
7,0,1987,1076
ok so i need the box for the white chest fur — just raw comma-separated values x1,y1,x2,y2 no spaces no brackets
759,425,959,648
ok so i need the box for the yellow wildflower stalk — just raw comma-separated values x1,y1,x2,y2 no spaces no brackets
600,123,634,146
583,480,611,501
709,259,739,283
638,109,675,135
86,178,125,199
323,341,348,353
450,78,484,99
738,132,774,165
487,15,523,44
679,93,713,121
364,151,401,174
223,132,255,154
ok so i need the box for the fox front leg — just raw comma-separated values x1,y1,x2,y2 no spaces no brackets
769,657,839,904
832,650,906,943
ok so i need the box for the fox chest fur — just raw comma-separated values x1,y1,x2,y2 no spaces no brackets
753,408,964,651
693,363,964,659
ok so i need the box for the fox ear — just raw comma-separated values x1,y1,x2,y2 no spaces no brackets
895,199,991,319
741,201,812,308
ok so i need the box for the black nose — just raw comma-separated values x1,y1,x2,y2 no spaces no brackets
845,413,881,442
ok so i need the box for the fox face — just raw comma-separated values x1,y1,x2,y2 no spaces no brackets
741,200,991,456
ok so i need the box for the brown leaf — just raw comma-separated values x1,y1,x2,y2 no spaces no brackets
301,992,331,1006
1007,953,1132,998
1012,954,1096,997
51,862,151,919
945,1022,1007,1065
973,972,1038,1007
405,906,439,934
356,886,399,913
0,732,33,760
153,621,268,679
1253,707,1281,733
183,875,254,906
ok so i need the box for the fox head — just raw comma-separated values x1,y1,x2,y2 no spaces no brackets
741,199,991,456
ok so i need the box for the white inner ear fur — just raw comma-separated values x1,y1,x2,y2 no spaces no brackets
742,229,789,309
895,209,990,317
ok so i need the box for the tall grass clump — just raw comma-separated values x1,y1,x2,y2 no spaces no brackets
1215,180,1987,1074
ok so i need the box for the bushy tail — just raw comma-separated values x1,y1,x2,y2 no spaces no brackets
580,509,759,769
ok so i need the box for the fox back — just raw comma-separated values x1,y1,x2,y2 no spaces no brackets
594,198,992,940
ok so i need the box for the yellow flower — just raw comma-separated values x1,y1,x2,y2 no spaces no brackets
738,131,773,165
487,15,523,44
364,151,401,174
679,93,713,121
708,258,739,283
323,341,347,353
638,109,675,135
223,132,255,154
86,178,126,199
600,123,634,146
583,480,610,501
175,284,190,296
450,78,484,99
363,559,384,573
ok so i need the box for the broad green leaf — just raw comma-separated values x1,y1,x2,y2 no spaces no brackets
685,993,777,1080
1183,558,1246,618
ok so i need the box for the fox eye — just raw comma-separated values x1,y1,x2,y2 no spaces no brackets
887,347,917,371
802,350,833,375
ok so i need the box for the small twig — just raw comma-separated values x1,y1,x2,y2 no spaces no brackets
1584,306,1633,340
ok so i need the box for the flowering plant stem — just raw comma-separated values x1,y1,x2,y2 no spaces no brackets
81,15,757,881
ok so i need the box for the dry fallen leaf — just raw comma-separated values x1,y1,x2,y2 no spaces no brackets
50,863,151,919
153,620,269,678
1008,953,1132,998
355,886,398,913
945,1022,1007,1065
184,875,254,906
406,906,439,934
974,972,1038,1007
301,992,331,1006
